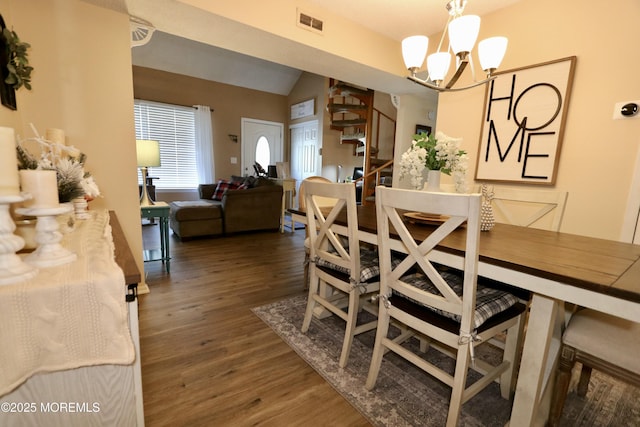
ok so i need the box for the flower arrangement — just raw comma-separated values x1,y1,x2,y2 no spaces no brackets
398,130,468,191
16,125,100,203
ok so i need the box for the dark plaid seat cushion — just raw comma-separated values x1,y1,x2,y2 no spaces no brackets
396,271,519,329
314,248,399,284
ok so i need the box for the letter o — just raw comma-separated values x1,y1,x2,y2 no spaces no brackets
513,83,562,131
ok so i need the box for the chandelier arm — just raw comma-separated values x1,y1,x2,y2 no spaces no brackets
445,57,469,89
406,75,496,93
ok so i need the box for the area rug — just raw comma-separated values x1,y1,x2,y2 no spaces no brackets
252,295,640,427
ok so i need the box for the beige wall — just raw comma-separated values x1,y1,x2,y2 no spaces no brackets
175,0,640,241
132,66,289,200
436,0,640,240
2,1,143,279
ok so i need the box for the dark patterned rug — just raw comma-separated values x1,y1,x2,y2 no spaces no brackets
252,295,640,427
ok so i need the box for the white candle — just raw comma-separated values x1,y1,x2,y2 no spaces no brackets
0,127,20,197
19,170,59,209
46,128,65,145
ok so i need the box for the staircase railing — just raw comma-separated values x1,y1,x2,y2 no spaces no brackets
356,159,394,205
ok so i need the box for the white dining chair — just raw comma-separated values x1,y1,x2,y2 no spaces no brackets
301,181,381,368
366,186,527,427
298,176,336,290
487,186,568,232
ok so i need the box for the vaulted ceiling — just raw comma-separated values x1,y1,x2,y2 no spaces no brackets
87,0,521,96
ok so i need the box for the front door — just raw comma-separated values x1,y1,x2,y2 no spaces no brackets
241,118,283,176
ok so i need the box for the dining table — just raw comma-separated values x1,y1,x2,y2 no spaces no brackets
288,204,640,427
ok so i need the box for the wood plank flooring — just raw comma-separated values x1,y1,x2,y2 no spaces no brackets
139,224,370,426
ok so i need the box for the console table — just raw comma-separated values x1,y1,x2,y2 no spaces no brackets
141,201,170,273
0,210,144,426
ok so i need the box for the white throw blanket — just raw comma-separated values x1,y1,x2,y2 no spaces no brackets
0,210,135,397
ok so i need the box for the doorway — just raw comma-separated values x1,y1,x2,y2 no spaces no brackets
290,120,320,196
241,118,284,176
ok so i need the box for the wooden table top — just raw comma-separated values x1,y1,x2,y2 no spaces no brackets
289,205,640,303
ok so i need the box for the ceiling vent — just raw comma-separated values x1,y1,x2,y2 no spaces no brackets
297,9,324,34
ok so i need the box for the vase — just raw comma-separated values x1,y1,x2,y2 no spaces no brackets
423,169,442,192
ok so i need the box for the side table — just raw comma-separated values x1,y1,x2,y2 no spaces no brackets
141,202,170,273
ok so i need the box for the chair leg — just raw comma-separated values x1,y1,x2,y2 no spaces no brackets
500,312,526,398
365,303,390,390
338,290,360,368
548,345,576,427
577,364,592,397
301,269,320,334
446,344,472,427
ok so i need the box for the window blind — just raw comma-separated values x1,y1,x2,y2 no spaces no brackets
134,100,198,190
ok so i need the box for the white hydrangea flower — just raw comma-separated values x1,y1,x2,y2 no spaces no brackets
399,131,468,191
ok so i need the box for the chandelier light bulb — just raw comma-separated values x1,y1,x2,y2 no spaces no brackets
448,15,480,56
402,35,429,72
478,36,508,73
427,52,452,83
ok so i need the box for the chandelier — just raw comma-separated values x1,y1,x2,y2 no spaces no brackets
402,0,507,92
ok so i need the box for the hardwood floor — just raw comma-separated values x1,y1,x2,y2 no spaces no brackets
139,224,370,426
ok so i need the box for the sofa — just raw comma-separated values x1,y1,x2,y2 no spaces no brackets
170,176,283,239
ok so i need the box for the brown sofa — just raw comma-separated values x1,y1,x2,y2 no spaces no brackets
170,177,283,239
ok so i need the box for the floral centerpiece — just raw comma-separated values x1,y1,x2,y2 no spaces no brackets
16,125,100,203
398,130,468,192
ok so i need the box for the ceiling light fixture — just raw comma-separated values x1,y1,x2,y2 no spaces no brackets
402,0,507,92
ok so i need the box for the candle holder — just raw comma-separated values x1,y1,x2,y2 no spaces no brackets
15,204,77,268
0,194,38,285
72,197,90,220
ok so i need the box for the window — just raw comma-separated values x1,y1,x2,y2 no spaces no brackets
134,100,198,190
255,136,271,171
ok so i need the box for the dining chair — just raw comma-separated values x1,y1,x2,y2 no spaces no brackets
366,186,527,427
297,176,334,210
547,309,640,426
301,181,380,368
298,176,336,290
488,186,568,232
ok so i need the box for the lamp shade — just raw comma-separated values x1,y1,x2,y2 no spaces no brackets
427,52,452,82
448,15,480,55
136,139,161,167
478,36,508,72
402,35,429,70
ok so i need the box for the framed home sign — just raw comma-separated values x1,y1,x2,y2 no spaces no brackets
475,56,576,184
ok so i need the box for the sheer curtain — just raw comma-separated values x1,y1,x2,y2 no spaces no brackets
194,105,215,184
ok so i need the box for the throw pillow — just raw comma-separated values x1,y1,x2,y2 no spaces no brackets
212,180,237,201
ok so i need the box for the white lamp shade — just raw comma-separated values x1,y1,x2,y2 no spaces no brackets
136,139,161,167
448,15,480,55
402,35,429,70
427,52,452,82
478,36,508,71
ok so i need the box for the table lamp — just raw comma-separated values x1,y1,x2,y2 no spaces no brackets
136,139,161,206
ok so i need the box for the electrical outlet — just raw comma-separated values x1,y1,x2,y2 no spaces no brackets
613,100,640,120
230,157,237,164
